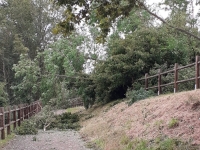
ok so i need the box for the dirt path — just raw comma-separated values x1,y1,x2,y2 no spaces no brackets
2,130,92,150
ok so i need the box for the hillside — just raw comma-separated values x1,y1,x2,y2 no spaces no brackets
79,90,200,150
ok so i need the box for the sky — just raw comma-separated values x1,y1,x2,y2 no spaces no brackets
147,0,200,19
147,0,169,19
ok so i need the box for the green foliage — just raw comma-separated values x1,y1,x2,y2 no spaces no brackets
126,88,155,106
0,82,8,106
40,34,85,105
148,63,195,94
15,120,38,135
12,33,85,105
34,105,55,130
76,74,95,109
10,0,200,108
54,0,137,40
89,23,195,104
52,112,80,130
158,138,177,150
0,0,60,104
121,136,198,150
168,118,179,128
54,0,200,43
34,106,80,130
94,138,105,149
12,54,40,104
38,113,80,130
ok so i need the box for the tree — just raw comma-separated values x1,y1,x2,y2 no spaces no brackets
54,0,200,41
80,7,198,104
12,33,85,105
0,0,62,104
12,54,40,104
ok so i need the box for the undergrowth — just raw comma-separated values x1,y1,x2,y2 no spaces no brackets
121,136,199,150
16,111,80,135
15,120,38,135
126,88,155,106
50,112,80,130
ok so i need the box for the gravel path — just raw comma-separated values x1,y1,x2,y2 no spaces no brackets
2,130,92,150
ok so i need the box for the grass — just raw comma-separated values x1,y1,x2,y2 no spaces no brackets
0,124,16,148
120,136,199,150
121,137,149,150
154,120,164,130
78,91,200,149
168,118,179,128
94,138,105,149
66,106,85,114
0,132,15,148
121,135,131,145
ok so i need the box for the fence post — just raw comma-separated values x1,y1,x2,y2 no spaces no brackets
7,107,11,135
13,106,17,130
195,56,200,90
158,69,162,95
145,73,148,90
174,63,178,93
27,104,30,119
21,104,24,121
30,104,32,117
25,104,28,119
18,105,21,126
36,101,41,113
24,104,27,119
0,107,5,139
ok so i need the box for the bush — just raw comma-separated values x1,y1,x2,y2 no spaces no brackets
15,120,38,135
126,88,155,105
51,112,80,130
33,105,80,130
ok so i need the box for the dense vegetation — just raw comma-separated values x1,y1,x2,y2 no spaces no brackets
0,0,200,109
16,110,80,135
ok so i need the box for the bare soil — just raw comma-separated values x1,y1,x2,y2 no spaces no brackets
1,130,91,150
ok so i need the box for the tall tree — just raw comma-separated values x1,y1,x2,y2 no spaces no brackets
0,0,61,104
12,33,85,105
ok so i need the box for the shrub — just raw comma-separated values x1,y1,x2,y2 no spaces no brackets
126,88,155,105
34,106,80,130
50,112,80,130
15,120,38,135
33,105,55,130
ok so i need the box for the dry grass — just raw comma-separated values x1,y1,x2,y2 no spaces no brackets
66,106,85,114
78,90,200,150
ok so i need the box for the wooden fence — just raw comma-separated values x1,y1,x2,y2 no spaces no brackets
139,56,200,95
0,101,42,140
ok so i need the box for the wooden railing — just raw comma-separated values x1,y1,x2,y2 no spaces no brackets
139,56,200,95
0,101,42,140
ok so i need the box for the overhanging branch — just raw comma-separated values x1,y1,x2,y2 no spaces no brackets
137,0,200,41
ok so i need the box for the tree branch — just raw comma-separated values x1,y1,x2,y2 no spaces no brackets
137,0,200,40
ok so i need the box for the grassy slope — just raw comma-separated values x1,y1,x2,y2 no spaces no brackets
79,90,200,150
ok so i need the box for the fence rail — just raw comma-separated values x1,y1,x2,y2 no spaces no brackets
0,101,42,140
138,56,200,95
